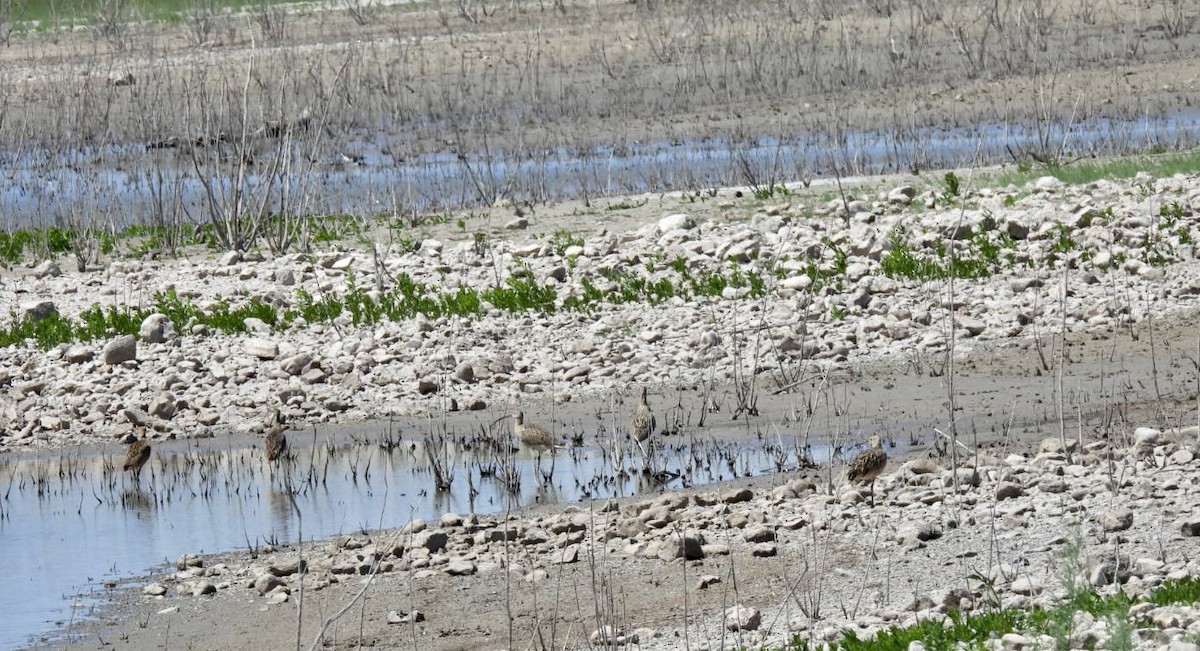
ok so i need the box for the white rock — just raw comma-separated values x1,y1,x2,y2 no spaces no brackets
724,604,761,631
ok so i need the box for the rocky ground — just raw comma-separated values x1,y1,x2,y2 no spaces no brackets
5,169,1200,448
53,425,1200,651
4,166,1200,649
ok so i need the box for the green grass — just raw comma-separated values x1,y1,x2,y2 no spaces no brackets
777,577,1200,651
880,228,1018,281
988,150,1200,189
7,0,303,28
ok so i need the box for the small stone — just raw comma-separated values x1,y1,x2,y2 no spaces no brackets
995,482,1024,500
193,581,217,596
1010,576,1041,596
751,543,777,557
254,574,284,595
417,378,439,395
1181,518,1200,537
279,352,312,376
33,260,61,278
266,590,290,604
102,335,137,365
400,519,426,535
387,610,425,624
590,625,638,645
267,560,305,577
139,313,176,344
658,213,695,232
724,604,761,631
175,554,202,570
21,300,57,320
243,338,279,360
64,345,94,363
143,582,168,596
722,488,753,503
1000,633,1030,649
743,527,775,543
444,560,476,576
657,531,705,561
1098,510,1133,532
149,394,177,420
697,575,721,590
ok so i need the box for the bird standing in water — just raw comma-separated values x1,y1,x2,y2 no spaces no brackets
123,427,152,482
264,407,288,463
631,387,656,467
514,410,558,477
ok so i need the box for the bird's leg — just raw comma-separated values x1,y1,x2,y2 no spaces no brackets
634,439,649,473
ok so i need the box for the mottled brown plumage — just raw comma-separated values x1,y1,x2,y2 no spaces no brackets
123,428,151,480
631,387,656,445
847,436,887,505
514,411,557,452
264,408,288,463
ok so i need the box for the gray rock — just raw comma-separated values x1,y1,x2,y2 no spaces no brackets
743,527,776,543
657,531,705,561
724,604,761,631
1181,517,1200,537
21,300,57,321
143,582,168,596
658,213,695,232
64,345,94,363
193,581,217,596
751,543,777,557
1097,510,1133,532
387,610,425,624
267,560,306,577
722,488,753,503
454,363,475,383
888,186,916,205
243,338,279,360
444,559,476,576
995,482,1024,500
149,394,177,420
102,335,137,365
139,313,176,344
400,519,427,535
33,260,61,278
590,625,638,645
274,269,295,286
413,531,449,553
1010,576,1041,596
279,352,312,376
254,574,284,595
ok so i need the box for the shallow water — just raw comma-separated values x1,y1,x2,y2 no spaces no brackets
0,417,834,650
4,110,1200,230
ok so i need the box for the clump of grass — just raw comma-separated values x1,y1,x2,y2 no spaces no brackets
990,150,1200,189
881,228,1017,281
550,228,584,257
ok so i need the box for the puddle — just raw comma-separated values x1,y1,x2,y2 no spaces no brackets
4,111,1200,230
0,416,841,650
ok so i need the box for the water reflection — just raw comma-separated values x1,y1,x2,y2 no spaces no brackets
0,417,828,650
5,111,1200,230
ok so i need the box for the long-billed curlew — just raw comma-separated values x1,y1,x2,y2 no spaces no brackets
264,407,288,463
631,387,656,463
123,427,152,481
514,411,558,473
847,436,887,505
